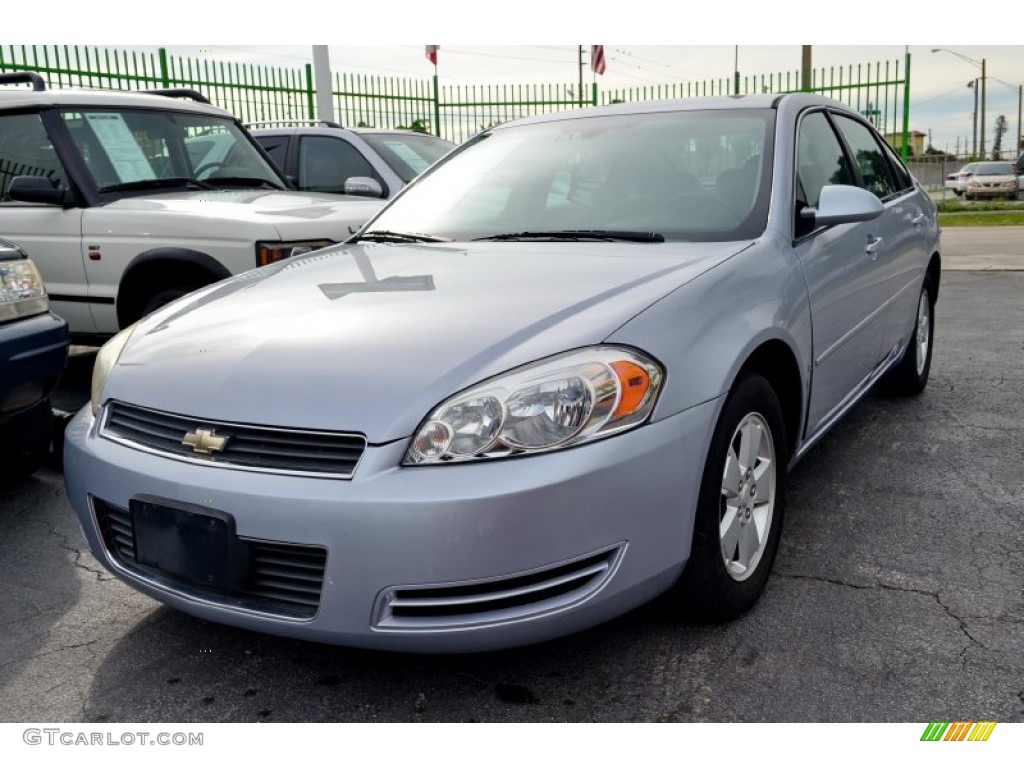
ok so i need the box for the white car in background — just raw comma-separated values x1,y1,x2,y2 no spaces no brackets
944,163,977,196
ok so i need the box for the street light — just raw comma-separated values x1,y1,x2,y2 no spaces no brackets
932,48,986,158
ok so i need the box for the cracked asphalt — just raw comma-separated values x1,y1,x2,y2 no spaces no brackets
1,270,1022,723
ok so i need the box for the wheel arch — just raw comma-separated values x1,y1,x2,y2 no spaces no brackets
117,248,231,328
731,338,804,462
927,252,941,303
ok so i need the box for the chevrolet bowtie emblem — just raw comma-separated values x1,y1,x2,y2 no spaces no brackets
182,428,228,455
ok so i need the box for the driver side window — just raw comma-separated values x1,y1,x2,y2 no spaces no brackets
796,111,854,209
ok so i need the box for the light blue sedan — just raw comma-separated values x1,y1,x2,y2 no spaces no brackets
65,94,940,652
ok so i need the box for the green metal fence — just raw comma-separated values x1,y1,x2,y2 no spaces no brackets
603,58,911,159
0,45,910,151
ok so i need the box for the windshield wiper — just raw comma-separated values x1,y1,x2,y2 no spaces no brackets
352,230,451,243
472,230,665,243
203,176,284,190
100,177,214,192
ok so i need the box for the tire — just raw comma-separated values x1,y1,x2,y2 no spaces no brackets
140,285,199,318
879,274,935,396
677,373,787,619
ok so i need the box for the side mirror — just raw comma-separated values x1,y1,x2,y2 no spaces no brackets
802,184,884,227
9,176,68,206
343,177,385,198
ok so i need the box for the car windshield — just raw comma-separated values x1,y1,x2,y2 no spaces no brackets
366,109,774,243
59,108,285,193
360,132,454,183
975,163,1014,176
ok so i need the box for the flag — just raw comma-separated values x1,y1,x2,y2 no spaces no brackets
591,45,606,75
425,45,439,66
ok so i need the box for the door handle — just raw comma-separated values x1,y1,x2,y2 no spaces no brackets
911,212,926,226
865,236,883,257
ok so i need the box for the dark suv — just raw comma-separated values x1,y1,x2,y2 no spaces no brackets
0,237,68,480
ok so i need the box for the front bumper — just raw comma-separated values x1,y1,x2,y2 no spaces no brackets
64,399,718,652
966,185,1017,197
0,312,68,420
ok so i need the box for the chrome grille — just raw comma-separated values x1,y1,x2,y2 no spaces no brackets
377,547,622,629
102,401,365,478
93,497,327,619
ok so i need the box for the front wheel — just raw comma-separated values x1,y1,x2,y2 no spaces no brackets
677,373,787,619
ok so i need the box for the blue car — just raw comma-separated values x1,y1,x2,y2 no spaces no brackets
66,94,939,651
0,238,68,480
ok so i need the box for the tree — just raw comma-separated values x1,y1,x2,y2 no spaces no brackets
992,115,1008,159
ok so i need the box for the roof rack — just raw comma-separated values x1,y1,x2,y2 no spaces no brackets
144,88,212,104
246,118,343,130
0,72,47,91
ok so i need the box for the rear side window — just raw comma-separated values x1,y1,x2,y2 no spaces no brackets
880,142,914,192
0,113,66,200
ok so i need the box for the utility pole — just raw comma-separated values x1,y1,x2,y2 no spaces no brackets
801,46,812,92
969,79,978,157
312,45,335,125
981,58,987,158
734,46,740,95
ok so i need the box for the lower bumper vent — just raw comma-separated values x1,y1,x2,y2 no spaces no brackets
376,546,622,630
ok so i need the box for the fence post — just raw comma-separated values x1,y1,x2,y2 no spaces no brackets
305,63,315,121
591,81,598,106
901,51,911,163
433,73,441,137
158,47,170,88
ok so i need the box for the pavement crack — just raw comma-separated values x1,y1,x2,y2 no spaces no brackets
46,524,114,582
778,571,987,654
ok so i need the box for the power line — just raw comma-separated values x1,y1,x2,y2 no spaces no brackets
399,45,572,66
612,47,714,79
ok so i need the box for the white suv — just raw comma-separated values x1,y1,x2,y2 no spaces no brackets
0,73,385,342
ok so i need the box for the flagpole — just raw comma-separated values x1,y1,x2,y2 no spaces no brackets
432,61,440,138
578,45,584,107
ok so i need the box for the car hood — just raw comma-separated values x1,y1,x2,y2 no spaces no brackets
103,189,385,226
107,240,750,441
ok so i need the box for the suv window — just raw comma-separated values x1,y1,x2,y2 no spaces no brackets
299,136,382,193
832,114,898,199
359,133,452,183
59,109,283,191
0,113,67,200
253,134,289,170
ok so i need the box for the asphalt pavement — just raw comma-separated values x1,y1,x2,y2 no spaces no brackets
1,264,1022,723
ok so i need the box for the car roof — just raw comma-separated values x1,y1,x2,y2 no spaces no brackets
0,86,234,118
486,92,853,132
249,125,450,140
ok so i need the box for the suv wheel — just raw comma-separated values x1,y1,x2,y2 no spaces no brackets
141,285,200,318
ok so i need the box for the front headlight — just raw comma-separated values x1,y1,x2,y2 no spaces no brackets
91,323,138,415
255,239,333,267
404,346,663,465
0,258,48,322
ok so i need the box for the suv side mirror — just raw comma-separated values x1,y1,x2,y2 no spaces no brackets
9,176,67,206
801,184,884,228
343,177,385,198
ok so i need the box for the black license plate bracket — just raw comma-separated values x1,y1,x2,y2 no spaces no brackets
130,495,249,591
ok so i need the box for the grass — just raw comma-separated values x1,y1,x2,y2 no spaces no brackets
938,212,1024,227
935,199,1021,213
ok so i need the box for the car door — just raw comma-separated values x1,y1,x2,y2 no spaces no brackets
0,111,93,333
792,110,893,435
831,114,929,367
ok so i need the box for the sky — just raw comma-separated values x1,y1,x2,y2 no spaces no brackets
17,2,1024,157
156,44,1023,156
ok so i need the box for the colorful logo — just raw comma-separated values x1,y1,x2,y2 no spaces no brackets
921,721,997,742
